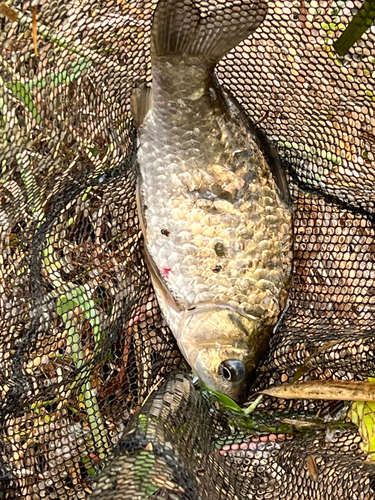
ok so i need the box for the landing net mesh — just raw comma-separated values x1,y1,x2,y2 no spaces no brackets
1,0,375,498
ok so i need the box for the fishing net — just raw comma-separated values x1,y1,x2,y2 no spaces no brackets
1,0,375,498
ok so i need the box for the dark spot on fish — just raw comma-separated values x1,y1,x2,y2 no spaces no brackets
228,313,249,336
212,264,222,273
192,189,217,201
214,242,226,257
161,228,170,236
212,185,234,202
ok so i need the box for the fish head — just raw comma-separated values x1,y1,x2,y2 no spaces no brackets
179,306,270,403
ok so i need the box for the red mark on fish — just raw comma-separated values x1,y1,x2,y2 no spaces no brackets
162,268,172,279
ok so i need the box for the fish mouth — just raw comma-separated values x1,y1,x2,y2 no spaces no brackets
233,387,248,405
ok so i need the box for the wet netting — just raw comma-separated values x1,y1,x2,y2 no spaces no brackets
1,0,375,498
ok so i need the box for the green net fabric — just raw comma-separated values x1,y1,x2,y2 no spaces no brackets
0,0,375,498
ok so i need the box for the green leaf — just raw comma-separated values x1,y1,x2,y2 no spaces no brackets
349,399,375,458
56,285,103,348
6,81,40,124
204,385,243,412
345,378,375,459
5,59,90,124
29,58,91,89
334,0,375,56
56,286,109,456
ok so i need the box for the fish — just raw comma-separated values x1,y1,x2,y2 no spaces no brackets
131,0,293,403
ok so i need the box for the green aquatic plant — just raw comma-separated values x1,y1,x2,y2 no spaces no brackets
334,0,375,55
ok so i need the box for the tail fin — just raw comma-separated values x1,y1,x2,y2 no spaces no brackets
152,0,267,64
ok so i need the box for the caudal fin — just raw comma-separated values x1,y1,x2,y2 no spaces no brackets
152,0,267,64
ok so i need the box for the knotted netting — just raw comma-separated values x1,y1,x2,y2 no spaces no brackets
1,0,375,498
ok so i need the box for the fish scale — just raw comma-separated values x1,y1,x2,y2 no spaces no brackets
133,0,293,402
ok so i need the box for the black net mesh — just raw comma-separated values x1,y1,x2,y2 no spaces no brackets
0,0,375,498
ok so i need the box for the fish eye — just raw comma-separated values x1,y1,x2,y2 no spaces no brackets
218,360,246,383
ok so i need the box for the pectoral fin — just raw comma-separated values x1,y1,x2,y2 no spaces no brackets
131,84,152,128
